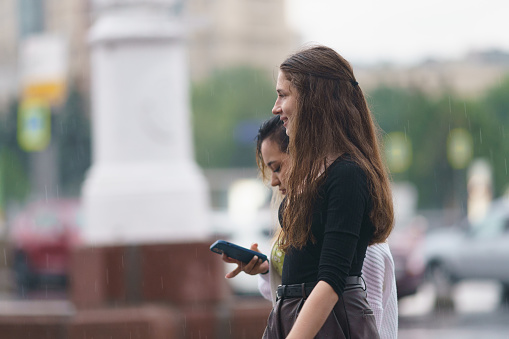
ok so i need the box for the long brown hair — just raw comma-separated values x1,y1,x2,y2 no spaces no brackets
278,45,394,251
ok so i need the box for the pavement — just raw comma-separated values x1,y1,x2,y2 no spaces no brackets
0,298,75,316
398,280,509,339
0,269,507,338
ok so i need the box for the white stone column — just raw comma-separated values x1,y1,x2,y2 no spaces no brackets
82,0,210,245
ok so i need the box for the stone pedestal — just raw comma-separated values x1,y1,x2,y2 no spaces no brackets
70,242,229,309
0,314,69,339
69,241,238,339
69,306,180,339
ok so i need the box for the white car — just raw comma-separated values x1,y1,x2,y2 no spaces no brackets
423,198,509,308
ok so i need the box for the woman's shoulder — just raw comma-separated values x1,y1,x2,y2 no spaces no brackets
327,155,366,181
368,241,390,252
366,242,394,265
322,156,369,199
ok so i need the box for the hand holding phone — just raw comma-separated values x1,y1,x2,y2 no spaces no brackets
210,240,268,264
210,240,269,278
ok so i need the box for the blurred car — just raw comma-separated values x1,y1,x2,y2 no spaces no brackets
9,199,82,294
388,215,427,298
423,198,509,308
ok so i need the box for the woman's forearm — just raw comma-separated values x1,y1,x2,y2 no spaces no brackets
286,281,339,339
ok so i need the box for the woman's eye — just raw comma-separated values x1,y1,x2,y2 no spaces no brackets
274,166,281,173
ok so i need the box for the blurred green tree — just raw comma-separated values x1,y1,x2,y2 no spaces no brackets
191,67,276,168
0,100,31,204
0,88,92,205
476,76,509,197
369,80,508,210
55,87,91,196
369,86,458,209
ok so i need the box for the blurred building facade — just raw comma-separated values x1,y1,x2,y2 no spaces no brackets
0,0,298,111
186,0,298,81
0,0,19,106
0,0,91,108
1,0,509,108
356,50,509,98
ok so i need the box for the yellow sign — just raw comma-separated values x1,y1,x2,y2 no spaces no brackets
385,132,412,173
447,128,473,169
22,81,66,105
19,34,68,105
17,98,51,152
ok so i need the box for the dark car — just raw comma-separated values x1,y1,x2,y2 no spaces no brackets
9,199,82,295
423,198,509,309
388,215,427,299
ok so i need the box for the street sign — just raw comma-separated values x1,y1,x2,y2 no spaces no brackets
17,98,51,152
19,34,68,105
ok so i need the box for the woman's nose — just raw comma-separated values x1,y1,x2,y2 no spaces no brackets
271,173,280,187
272,102,280,115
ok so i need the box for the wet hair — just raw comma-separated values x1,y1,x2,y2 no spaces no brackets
278,45,394,250
255,116,289,182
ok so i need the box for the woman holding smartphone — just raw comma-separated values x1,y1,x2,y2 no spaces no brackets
224,115,397,338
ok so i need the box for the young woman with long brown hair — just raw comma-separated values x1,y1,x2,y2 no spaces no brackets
263,45,394,338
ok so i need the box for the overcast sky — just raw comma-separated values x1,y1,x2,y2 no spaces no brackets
286,0,509,66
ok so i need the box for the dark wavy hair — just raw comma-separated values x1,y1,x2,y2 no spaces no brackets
278,45,394,250
255,116,289,181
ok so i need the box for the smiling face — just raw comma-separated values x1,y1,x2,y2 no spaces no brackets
272,71,298,136
261,138,288,195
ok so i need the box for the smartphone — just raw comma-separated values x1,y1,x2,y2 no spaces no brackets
210,240,268,264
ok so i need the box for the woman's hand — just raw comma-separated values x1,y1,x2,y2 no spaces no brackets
222,243,269,279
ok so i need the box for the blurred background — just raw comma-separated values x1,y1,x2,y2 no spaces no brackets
0,0,508,338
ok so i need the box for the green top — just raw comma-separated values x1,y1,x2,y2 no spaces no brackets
271,242,285,277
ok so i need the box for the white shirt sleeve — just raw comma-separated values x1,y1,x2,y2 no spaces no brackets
257,271,272,301
363,242,398,339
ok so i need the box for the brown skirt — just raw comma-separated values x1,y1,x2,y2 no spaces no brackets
262,286,379,339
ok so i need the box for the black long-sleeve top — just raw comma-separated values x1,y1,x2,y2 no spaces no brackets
280,156,375,297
